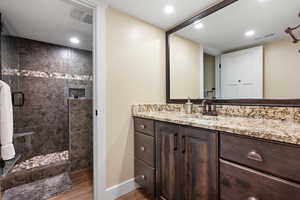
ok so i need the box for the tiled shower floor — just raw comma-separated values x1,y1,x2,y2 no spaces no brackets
12,151,69,173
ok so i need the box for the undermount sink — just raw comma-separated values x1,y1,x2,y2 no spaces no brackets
181,114,217,121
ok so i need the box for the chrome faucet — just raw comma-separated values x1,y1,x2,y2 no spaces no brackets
201,100,217,116
202,99,207,107
201,99,209,114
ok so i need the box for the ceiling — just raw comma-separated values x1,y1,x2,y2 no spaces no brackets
0,0,93,50
99,0,221,29
0,0,223,50
1,0,298,53
176,0,300,55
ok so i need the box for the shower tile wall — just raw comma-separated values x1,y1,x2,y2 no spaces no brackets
1,36,19,91
1,36,93,164
69,99,93,172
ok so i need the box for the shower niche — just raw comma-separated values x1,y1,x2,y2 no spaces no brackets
69,88,86,99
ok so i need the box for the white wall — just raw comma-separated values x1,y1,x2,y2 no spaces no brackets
264,37,300,98
169,34,203,99
105,8,165,188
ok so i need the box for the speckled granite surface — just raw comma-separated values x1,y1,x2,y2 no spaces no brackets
132,104,300,122
132,104,300,145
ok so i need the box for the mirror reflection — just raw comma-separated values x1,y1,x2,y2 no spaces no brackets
169,0,300,99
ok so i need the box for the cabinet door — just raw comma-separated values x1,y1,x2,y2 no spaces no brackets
180,127,218,200
156,122,181,200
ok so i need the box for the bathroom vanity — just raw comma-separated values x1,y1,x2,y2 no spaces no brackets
133,0,300,199
133,105,300,200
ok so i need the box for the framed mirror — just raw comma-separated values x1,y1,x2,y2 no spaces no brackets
166,0,300,106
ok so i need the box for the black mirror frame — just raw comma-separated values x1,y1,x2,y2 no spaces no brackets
166,0,300,107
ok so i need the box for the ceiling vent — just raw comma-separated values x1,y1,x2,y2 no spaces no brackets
254,33,275,41
70,8,93,25
264,33,275,38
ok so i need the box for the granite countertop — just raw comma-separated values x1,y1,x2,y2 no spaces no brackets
133,111,300,145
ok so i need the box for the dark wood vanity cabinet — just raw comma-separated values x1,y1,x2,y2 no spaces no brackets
220,133,300,183
155,122,218,200
134,118,156,196
220,159,300,200
134,117,300,200
220,132,300,200
179,126,218,200
155,122,181,200
134,117,218,200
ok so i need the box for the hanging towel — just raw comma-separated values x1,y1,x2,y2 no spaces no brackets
0,80,15,161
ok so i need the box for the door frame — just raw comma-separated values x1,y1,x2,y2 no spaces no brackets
72,0,107,199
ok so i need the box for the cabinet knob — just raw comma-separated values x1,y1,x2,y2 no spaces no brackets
141,175,145,180
247,197,259,200
140,124,146,129
247,151,263,162
140,146,145,152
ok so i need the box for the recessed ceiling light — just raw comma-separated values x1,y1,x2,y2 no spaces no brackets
70,37,80,44
194,21,204,29
245,30,255,37
164,5,175,15
258,0,271,2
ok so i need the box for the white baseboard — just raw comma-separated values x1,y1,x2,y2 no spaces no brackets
105,178,140,200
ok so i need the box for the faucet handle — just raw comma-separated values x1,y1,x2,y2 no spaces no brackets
211,104,216,111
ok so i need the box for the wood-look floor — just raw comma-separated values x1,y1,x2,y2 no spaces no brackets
115,189,152,200
50,170,151,200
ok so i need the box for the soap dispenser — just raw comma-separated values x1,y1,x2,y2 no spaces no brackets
185,97,193,114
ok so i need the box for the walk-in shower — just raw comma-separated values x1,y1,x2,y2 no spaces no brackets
0,0,94,198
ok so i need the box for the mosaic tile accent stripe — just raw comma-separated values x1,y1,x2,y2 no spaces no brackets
2,69,93,81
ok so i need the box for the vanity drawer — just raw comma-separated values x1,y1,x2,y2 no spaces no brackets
220,133,300,183
220,160,300,200
135,132,155,167
134,159,155,196
134,118,155,136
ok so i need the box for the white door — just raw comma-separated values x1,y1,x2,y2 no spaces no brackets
220,46,263,99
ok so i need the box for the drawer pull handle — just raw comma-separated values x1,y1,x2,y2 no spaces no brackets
247,151,263,162
140,146,145,152
141,175,145,180
182,136,186,154
140,124,146,129
174,133,178,151
247,197,259,200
